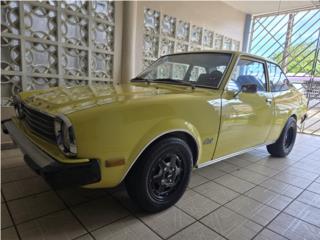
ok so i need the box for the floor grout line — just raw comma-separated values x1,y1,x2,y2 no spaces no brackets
1,175,39,185
2,189,52,203
2,142,320,240
106,190,166,240
250,147,320,240
52,188,99,240
2,191,23,240
101,145,320,240
6,207,68,227
72,232,93,240
189,146,320,239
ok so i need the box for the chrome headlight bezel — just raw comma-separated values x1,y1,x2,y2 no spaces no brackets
54,115,77,157
13,95,24,119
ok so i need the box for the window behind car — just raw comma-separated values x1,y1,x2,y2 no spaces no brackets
267,62,290,92
226,59,267,92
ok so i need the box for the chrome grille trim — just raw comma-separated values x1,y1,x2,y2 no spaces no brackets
21,103,56,143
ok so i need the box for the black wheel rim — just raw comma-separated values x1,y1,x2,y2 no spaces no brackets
148,152,184,201
284,127,294,149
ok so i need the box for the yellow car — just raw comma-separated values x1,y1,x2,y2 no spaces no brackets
2,51,307,212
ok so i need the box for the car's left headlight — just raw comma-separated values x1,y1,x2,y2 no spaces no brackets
54,115,77,157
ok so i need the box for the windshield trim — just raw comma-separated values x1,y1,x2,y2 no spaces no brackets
133,52,234,90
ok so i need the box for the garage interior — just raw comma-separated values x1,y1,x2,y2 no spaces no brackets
1,1,320,240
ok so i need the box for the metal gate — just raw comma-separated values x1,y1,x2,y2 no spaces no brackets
249,7,320,135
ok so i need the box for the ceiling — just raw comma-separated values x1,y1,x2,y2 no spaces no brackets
223,0,320,15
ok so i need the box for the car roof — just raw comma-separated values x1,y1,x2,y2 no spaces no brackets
165,50,277,64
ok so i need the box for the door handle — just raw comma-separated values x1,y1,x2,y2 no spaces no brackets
266,98,272,104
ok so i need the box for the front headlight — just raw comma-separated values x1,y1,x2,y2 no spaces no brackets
54,115,77,157
13,95,24,119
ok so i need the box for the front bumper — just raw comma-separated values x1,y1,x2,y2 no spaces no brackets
1,119,101,188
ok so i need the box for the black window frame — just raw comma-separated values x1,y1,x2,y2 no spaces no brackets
266,61,290,92
226,56,269,92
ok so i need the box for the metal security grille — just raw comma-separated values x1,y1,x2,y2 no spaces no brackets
1,0,115,106
249,7,320,135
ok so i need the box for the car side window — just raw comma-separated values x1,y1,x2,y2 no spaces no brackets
267,63,289,91
227,59,267,92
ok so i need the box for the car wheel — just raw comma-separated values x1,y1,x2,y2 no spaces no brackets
125,137,193,212
267,117,297,157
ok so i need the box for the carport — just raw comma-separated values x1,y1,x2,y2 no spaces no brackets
1,1,320,240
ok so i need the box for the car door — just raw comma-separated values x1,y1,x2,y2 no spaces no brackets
265,62,300,142
213,57,274,159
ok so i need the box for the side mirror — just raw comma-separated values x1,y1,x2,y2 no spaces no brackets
233,84,258,97
241,84,257,93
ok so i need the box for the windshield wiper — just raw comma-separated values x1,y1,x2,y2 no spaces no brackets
131,77,151,84
153,78,195,89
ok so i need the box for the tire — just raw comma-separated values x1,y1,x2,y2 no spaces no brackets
125,137,193,212
267,117,297,157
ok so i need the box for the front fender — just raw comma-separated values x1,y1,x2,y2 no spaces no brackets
84,118,202,189
70,93,220,188
126,118,202,173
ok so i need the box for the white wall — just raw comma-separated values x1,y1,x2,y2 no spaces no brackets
121,1,246,81
140,1,245,40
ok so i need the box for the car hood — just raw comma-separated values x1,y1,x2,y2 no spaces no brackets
20,83,196,115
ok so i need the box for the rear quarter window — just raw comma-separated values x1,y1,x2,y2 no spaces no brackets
267,63,290,92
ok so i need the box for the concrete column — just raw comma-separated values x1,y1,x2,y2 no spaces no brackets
121,1,138,83
113,1,123,83
242,14,252,53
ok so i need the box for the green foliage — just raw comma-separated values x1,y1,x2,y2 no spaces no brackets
272,44,319,75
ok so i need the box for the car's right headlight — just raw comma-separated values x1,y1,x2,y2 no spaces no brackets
54,115,77,157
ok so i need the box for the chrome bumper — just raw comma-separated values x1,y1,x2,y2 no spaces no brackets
1,119,101,188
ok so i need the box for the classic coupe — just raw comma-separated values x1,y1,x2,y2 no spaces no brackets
2,51,307,212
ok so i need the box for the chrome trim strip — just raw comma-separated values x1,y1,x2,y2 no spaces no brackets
20,101,57,143
197,142,273,168
21,100,56,118
54,114,77,157
119,129,200,183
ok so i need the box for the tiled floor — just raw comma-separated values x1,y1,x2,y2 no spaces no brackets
1,133,320,240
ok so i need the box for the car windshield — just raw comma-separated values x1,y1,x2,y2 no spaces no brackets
133,53,232,88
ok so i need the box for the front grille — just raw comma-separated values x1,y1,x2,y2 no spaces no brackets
21,103,56,142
